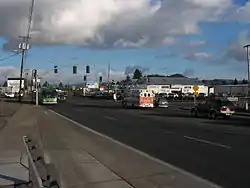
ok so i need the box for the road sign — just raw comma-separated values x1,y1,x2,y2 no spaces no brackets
193,91,199,96
193,85,199,91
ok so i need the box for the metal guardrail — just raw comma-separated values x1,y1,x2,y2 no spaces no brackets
23,136,60,188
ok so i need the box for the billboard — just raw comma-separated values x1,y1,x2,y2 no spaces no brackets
7,78,24,93
85,81,99,89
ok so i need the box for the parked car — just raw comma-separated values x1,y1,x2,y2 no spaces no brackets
154,98,169,108
191,99,235,119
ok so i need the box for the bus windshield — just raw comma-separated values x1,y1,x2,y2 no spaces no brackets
42,91,57,98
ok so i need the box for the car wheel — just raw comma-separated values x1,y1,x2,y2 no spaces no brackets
122,101,127,108
209,111,216,120
191,109,198,117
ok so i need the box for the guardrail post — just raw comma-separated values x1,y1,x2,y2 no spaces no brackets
23,136,60,188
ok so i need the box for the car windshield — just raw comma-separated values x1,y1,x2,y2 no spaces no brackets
219,100,234,107
159,98,168,102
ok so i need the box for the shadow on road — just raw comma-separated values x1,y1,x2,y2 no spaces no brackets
144,112,195,119
3,99,33,104
72,103,122,109
203,117,250,127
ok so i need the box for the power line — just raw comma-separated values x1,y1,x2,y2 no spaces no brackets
0,52,20,63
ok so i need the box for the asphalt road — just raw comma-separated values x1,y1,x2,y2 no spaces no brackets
49,97,250,188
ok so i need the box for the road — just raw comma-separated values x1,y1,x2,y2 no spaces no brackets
49,97,250,188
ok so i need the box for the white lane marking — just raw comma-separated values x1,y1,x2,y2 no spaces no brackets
104,116,117,121
49,109,222,188
184,136,231,149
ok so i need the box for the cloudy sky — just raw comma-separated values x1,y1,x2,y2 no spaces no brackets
0,0,250,83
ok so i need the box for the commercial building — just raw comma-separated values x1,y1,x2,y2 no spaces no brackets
214,84,248,97
139,76,211,95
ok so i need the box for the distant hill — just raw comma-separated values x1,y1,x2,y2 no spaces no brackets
167,74,186,78
147,74,165,77
147,73,187,78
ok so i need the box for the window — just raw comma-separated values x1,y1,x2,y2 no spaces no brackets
148,93,150,97
161,86,169,89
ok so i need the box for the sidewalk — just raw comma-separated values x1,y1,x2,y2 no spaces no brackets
0,102,221,188
0,101,30,187
0,103,133,188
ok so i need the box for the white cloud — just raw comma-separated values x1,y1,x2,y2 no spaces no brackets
184,52,212,61
223,30,249,62
0,66,20,82
0,0,234,50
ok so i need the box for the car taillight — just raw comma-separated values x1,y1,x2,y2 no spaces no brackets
220,107,227,111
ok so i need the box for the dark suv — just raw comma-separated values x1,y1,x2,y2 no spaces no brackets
191,99,235,119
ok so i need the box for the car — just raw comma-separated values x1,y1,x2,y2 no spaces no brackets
154,98,169,108
191,99,235,119
57,93,67,102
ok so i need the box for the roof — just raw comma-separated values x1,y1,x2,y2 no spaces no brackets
7,78,25,80
144,77,201,85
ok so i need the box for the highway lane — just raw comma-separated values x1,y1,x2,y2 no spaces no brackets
49,97,250,188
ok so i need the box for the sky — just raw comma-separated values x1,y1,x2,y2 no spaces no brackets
1,0,250,83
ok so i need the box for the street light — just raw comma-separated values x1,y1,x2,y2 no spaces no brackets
243,44,250,110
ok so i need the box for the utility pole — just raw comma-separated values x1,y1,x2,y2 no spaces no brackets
18,0,35,102
107,63,111,92
243,44,250,110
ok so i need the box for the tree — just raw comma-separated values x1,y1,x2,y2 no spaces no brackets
133,69,142,79
242,79,249,84
233,78,238,85
168,73,186,78
42,81,49,87
3,81,7,87
125,75,132,84
59,82,63,88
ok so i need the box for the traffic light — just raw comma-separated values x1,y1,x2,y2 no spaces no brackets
86,65,90,74
73,65,77,74
99,76,102,83
84,75,87,82
32,69,37,77
54,66,58,74
34,69,37,77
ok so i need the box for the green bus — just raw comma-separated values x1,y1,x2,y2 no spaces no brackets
39,89,58,104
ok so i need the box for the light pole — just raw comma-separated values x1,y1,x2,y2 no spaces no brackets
243,44,250,110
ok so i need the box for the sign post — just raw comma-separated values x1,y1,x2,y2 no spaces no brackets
193,85,199,105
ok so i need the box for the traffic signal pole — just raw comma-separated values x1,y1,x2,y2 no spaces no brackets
35,70,38,106
243,44,250,111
